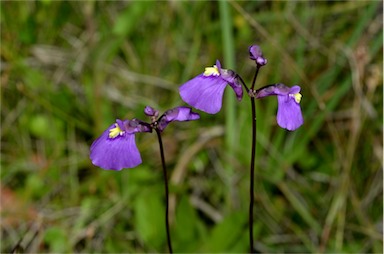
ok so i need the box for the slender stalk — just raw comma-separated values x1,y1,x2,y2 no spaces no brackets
237,74,250,93
249,64,260,253
249,97,256,253
155,128,173,253
250,66,260,90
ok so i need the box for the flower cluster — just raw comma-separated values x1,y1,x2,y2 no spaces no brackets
179,45,303,131
90,45,303,165
90,106,199,170
89,44,304,253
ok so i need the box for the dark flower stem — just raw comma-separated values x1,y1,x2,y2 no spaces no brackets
155,128,173,253
249,65,260,253
249,97,256,253
237,74,249,93
251,66,260,90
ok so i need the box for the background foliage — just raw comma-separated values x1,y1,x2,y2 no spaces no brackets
1,1,382,253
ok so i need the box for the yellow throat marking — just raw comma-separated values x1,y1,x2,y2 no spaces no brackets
203,65,220,76
109,123,124,138
292,93,302,103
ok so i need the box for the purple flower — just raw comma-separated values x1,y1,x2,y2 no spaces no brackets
90,107,200,170
179,60,243,114
256,83,303,131
249,45,267,66
158,106,200,131
90,119,151,170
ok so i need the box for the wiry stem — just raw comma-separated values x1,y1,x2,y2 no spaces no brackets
249,97,256,253
249,64,260,253
251,65,260,90
237,74,250,93
155,129,173,253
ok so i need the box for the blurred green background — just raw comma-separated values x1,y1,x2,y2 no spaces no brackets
1,1,382,253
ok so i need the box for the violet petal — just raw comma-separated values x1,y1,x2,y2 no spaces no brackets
256,83,291,98
90,123,142,170
219,69,243,101
276,95,304,131
158,106,200,131
179,74,227,114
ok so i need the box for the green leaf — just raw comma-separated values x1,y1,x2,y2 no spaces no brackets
200,211,247,252
134,188,165,251
43,227,69,252
173,196,200,252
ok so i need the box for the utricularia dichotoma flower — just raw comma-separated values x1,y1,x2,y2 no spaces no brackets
179,60,243,114
256,83,303,131
248,45,303,131
90,106,200,170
